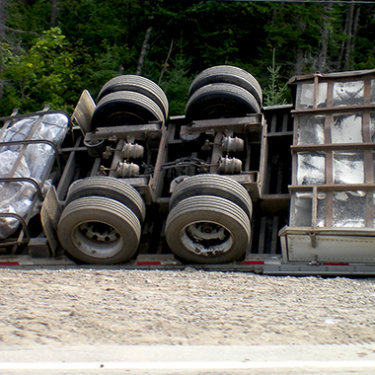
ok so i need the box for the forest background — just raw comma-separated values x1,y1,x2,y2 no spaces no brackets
0,0,374,117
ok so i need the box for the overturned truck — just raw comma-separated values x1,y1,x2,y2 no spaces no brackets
1,66,375,276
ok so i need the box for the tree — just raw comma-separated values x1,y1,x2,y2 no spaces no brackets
0,0,5,41
0,28,80,115
2,0,375,116
352,4,375,70
58,0,143,71
51,0,58,27
341,1,361,71
263,49,288,106
0,0,7,101
158,42,193,115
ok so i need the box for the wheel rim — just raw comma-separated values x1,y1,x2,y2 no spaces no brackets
180,220,233,257
72,220,124,259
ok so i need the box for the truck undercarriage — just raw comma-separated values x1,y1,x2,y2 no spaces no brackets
1,66,375,276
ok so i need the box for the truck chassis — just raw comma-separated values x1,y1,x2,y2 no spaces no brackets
1,68,375,276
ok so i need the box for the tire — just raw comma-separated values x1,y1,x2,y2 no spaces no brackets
170,174,252,219
166,195,251,264
188,65,262,106
57,196,141,264
185,83,261,122
65,176,146,223
91,91,165,130
97,75,169,119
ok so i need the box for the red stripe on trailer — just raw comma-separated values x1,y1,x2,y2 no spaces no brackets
0,262,19,266
323,263,350,266
240,261,265,265
137,261,162,266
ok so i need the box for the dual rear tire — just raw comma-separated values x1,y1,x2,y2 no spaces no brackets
57,177,145,264
166,175,252,264
185,65,262,122
91,75,168,130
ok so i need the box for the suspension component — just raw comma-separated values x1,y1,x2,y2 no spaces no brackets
219,156,242,174
220,136,244,154
120,143,144,160
84,139,106,158
116,162,140,178
102,146,113,160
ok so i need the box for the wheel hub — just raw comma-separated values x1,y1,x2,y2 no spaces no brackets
79,222,119,242
187,223,227,241
183,221,232,257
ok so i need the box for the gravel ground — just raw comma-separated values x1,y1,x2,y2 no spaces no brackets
1,269,375,347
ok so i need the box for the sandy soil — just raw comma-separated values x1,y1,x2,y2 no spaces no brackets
0,268,375,347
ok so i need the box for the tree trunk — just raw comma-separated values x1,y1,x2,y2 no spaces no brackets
158,39,174,85
0,0,7,101
318,4,332,73
50,0,58,27
349,4,361,67
294,48,303,76
135,25,153,76
0,0,5,39
294,19,306,76
338,7,350,70
344,1,355,71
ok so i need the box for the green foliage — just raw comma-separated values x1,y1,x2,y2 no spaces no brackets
59,0,142,69
263,49,288,106
352,9,375,71
0,28,79,115
7,0,51,46
159,50,192,116
2,1,375,116
150,1,264,72
259,3,341,78
140,36,193,116
79,44,132,99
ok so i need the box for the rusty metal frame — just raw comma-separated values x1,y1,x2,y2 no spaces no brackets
170,115,264,198
0,110,70,250
85,123,162,142
0,213,31,244
180,115,262,136
83,122,165,205
289,71,375,230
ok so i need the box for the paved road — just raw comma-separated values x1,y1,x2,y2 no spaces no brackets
0,344,375,374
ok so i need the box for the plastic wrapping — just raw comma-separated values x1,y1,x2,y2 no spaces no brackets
297,152,326,185
291,191,366,228
292,76,371,230
0,113,69,238
297,80,365,108
294,150,365,228
290,192,312,227
370,113,375,142
333,151,364,184
296,83,327,109
332,113,362,144
333,81,364,107
297,115,325,145
290,192,326,228
333,191,365,228
371,80,375,104
316,194,326,228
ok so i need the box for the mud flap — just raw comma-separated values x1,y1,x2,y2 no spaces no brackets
41,186,62,256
